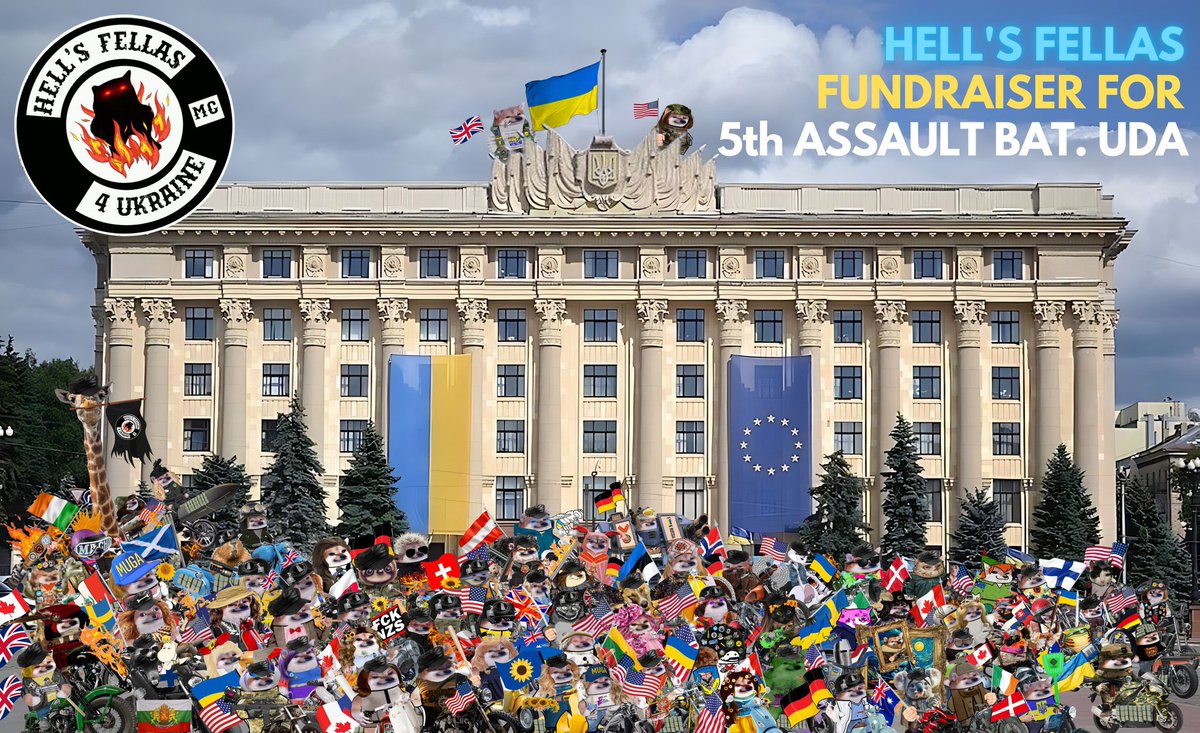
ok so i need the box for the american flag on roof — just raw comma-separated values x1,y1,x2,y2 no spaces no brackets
633,99,659,119
450,116,485,145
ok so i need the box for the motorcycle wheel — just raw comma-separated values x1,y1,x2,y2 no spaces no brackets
486,711,523,733
1093,714,1120,733
83,695,135,733
1165,664,1198,698
1154,703,1183,733
995,718,1027,733
515,707,536,732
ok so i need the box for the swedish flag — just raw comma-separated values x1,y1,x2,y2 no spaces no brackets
525,62,599,131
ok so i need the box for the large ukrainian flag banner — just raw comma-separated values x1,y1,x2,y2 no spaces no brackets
388,354,472,535
525,61,600,131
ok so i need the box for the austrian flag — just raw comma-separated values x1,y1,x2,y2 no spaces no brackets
460,510,504,554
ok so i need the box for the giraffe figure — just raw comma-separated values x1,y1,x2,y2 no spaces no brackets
55,375,121,540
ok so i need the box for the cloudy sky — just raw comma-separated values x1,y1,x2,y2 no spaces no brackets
2,1,1198,409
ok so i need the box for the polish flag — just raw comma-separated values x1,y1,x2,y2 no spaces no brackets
328,570,360,599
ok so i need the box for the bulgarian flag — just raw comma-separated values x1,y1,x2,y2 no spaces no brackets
137,700,191,733
28,493,79,530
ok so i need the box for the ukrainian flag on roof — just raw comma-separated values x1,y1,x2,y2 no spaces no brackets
525,61,599,130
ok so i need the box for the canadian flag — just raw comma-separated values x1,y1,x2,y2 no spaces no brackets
909,584,946,628
965,643,993,667
0,589,30,625
318,637,342,676
328,569,360,599
316,700,359,733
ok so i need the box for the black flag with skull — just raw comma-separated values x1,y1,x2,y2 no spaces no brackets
104,399,153,465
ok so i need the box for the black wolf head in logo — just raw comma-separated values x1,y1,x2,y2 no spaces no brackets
89,70,160,151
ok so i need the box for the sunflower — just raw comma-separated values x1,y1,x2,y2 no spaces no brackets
509,659,534,683
441,576,461,590
156,563,176,582
371,596,390,613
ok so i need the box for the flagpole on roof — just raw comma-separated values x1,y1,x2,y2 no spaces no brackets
600,48,606,135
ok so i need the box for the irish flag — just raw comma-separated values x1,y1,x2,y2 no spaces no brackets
28,493,79,530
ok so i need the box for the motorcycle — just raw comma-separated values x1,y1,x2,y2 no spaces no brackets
22,654,134,733
1150,616,1199,699
430,680,522,733
1089,673,1183,733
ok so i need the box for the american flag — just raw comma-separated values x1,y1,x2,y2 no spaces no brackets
281,548,301,567
138,499,164,524
572,597,616,635
616,657,664,698
0,624,32,664
449,116,485,145
805,645,826,671
633,99,659,119
445,682,477,714
1105,588,1139,615
198,700,240,733
466,545,493,562
950,565,975,594
657,583,698,618
180,623,214,644
881,557,910,592
695,692,725,733
453,586,488,616
1109,542,1128,570
759,537,787,563
0,676,23,720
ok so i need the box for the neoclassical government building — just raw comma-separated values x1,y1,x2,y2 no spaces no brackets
82,131,1132,548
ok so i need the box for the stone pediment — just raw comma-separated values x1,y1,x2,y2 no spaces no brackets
489,129,716,215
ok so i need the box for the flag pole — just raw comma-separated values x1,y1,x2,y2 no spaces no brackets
600,48,607,135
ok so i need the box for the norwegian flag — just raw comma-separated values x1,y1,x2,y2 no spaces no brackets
805,645,826,671
572,597,616,635
633,99,659,120
699,528,726,559
460,510,504,554
179,623,214,644
198,700,241,733
452,586,489,616
657,583,699,618
0,624,32,664
965,643,993,667
950,565,975,595
910,585,946,627
449,116,485,145
759,537,787,563
695,692,725,733
881,557,910,592
0,676,24,721
1105,588,1139,616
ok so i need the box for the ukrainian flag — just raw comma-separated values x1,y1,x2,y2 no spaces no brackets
525,62,600,131
389,354,473,535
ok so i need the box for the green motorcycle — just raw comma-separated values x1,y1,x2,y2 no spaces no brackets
22,654,134,733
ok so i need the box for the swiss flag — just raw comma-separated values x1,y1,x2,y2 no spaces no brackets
991,691,1031,722
881,557,910,593
422,553,461,590
909,584,946,628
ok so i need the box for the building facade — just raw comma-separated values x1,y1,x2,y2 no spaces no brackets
81,133,1132,548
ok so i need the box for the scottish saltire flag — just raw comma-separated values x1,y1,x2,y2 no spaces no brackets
525,62,600,130
389,354,473,535
727,355,812,533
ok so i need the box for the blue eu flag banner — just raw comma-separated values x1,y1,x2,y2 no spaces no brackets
727,355,813,533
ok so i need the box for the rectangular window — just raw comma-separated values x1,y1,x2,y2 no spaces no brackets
419,308,448,342
834,249,864,279
339,419,368,453
833,310,863,343
993,479,1023,524
184,249,214,278
676,308,705,342
184,307,214,341
993,422,1021,456
913,366,942,400
914,422,942,455
992,367,1021,400
183,363,212,396
262,308,292,341
183,418,211,452
755,250,785,279
994,250,1024,280
991,310,1020,344
340,364,369,398
340,249,370,278
754,309,783,344
834,421,864,455
676,477,707,519
912,309,942,343
913,250,943,279
497,308,527,342
583,474,617,522
923,478,944,522
261,419,278,453
496,420,525,453
419,249,448,278
583,309,618,342
676,365,705,398
584,250,619,279
498,249,528,279
583,365,617,398
262,249,291,278
495,476,526,521
583,420,617,454
341,308,370,342
677,250,706,279
497,365,525,397
675,421,705,454
262,364,290,397
833,366,862,400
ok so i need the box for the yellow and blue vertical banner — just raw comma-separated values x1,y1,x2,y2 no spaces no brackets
388,354,473,535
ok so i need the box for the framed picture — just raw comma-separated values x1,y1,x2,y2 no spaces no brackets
908,625,947,673
858,619,911,672
614,519,636,550
660,514,682,543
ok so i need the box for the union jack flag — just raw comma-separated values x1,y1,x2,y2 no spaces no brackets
759,537,787,563
0,676,23,721
445,682,477,714
0,624,32,664
504,588,544,625
695,692,725,733
950,565,975,595
262,569,279,589
805,645,826,671
449,116,485,145
656,583,698,618
281,548,301,567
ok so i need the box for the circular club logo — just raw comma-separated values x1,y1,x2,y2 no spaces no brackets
15,16,233,236
114,411,143,440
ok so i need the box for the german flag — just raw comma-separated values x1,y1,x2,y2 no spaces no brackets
781,670,833,725
608,481,625,504
594,490,617,514
606,559,622,578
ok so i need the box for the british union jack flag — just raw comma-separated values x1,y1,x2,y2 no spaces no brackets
450,116,485,145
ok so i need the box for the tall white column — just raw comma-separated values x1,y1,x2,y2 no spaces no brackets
796,300,827,494
376,299,410,435
103,297,137,495
457,298,489,522
873,300,907,538
534,299,566,513
1072,301,1104,538
953,300,987,534
1032,301,1065,506
635,300,668,513
219,299,253,460
713,299,746,531
1100,310,1119,542
299,299,331,465
140,299,176,482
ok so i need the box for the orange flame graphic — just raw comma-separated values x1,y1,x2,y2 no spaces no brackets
71,83,172,178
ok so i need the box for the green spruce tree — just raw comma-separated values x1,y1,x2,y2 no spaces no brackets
262,397,328,552
191,454,252,540
798,451,871,559
951,488,1007,565
1123,475,1192,600
336,422,408,537
880,414,929,558
1030,444,1101,558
